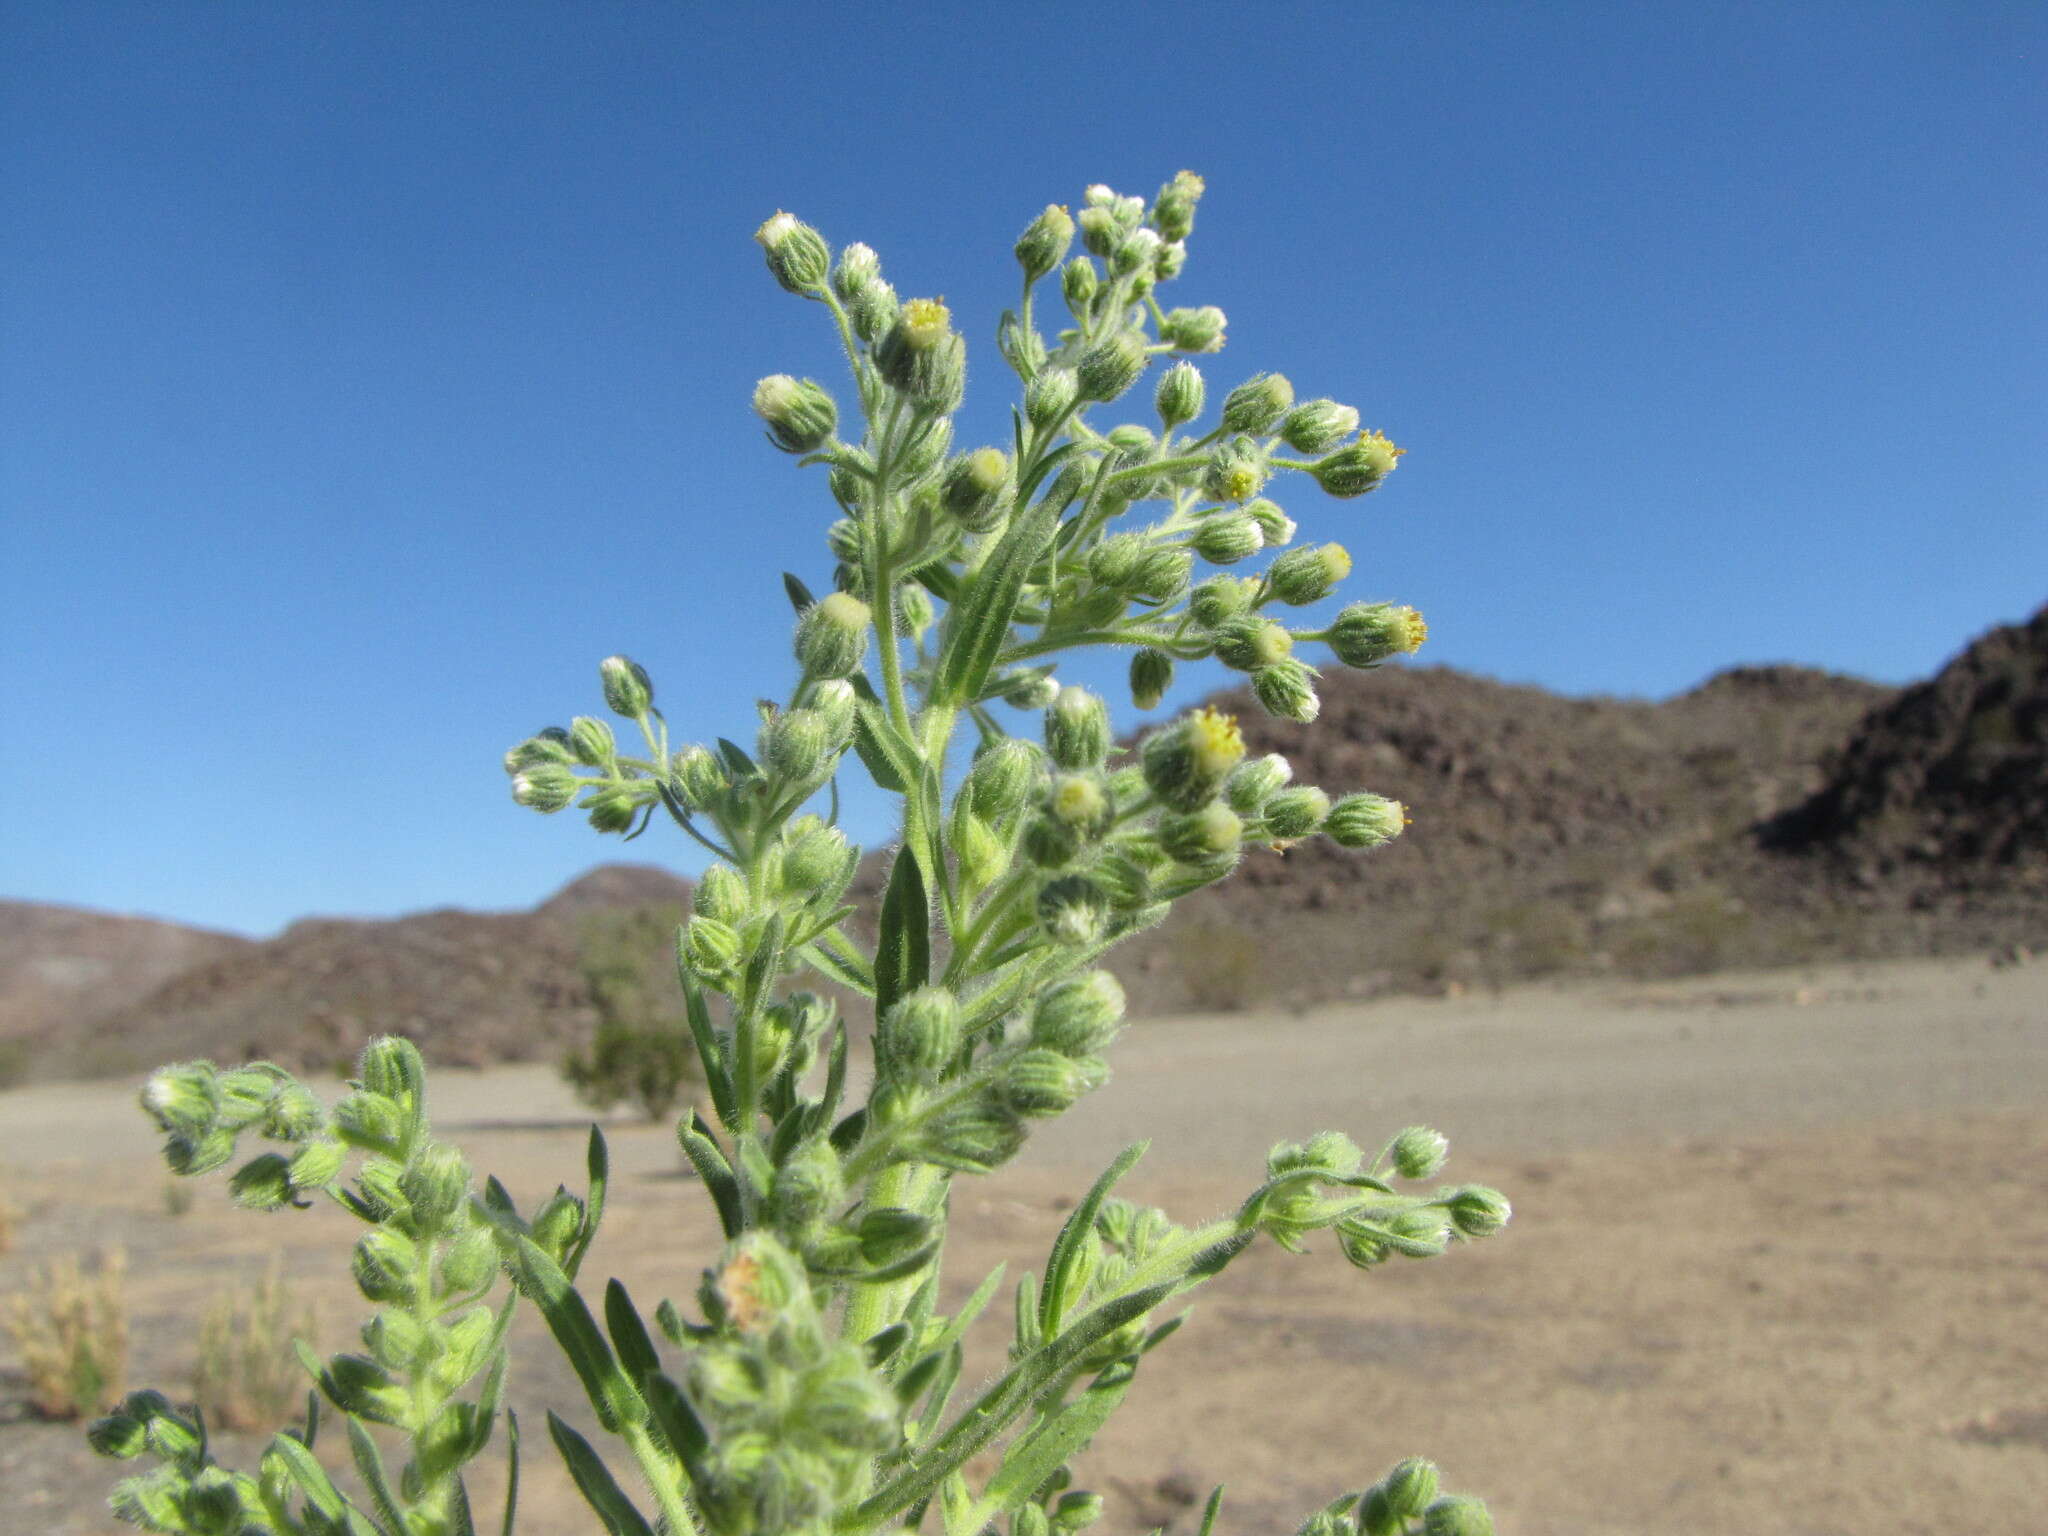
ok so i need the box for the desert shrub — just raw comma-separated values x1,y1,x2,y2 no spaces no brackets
95,174,1509,1536
1164,918,1265,1011
191,1253,318,1431
562,902,703,1121
7,1247,127,1419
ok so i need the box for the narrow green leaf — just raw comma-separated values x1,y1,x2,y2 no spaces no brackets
503,1232,643,1433
715,737,757,779
1140,1314,1186,1354
874,849,930,1020
676,1114,744,1238
499,1412,521,1536
566,1125,609,1282
344,1418,406,1535
1041,1142,1148,1335
934,493,1058,707
448,1477,478,1536
981,1368,1133,1516
940,1470,976,1536
604,1279,662,1386
856,694,921,789
642,1372,712,1487
784,571,816,612
677,958,738,1129
798,938,876,998
924,1262,1006,1359
264,1431,347,1521
545,1412,656,1536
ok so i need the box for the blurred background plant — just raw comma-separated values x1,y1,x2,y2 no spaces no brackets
190,1254,317,1432
562,902,705,1122
7,1247,127,1419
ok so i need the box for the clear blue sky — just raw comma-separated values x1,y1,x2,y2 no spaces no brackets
4,2,2043,937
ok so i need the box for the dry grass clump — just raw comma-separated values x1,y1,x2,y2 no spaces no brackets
191,1252,317,1430
5,1247,128,1418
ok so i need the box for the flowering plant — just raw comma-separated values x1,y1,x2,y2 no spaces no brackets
93,173,1507,1536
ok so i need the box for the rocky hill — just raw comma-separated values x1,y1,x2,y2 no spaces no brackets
4,605,2042,1080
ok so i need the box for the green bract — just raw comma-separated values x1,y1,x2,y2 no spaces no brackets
97,172,1505,1536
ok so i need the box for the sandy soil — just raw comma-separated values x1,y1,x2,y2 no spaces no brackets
3,953,2044,1534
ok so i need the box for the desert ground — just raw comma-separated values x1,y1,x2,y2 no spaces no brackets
3,953,2044,1535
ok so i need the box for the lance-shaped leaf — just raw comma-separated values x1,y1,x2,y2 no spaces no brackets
977,1362,1134,1519
565,1125,608,1282
854,694,920,794
677,955,737,1129
545,1412,656,1536
676,1113,743,1238
500,1231,644,1433
933,492,1059,707
345,1418,406,1535
641,1371,714,1491
1040,1142,1147,1335
874,849,931,1020
603,1279,662,1387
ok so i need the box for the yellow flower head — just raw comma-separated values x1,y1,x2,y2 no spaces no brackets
900,297,952,350
1187,707,1245,777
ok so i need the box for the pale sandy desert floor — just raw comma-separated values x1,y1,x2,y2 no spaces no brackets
3,953,2044,1535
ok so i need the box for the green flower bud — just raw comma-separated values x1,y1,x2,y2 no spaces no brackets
941,447,1014,533
1269,543,1352,608
1158,305,1227,352
685,914,743,979
1036,874,1111,946
1015,204,1075,283
1201,445,1267,504
1002,1047,1092,1117
752,374,838,454
400,1143,470,1232
1212,616,1294,671
1390,1126,1450,1180
1261,785,1331,840
849,278,900,344
919,1097,1026,1173
762,708,834,783
511,764,579,813
1357,1486,1401,1536
1383,1459,1442,1518
1060,255,1099,313
1225,753,1293,813
1325,601,1428,667
810,678,856,743
1280,398,1361,455
754,211,831,295
856,1205,934,1264
593,660,654,725
355,1159,409,1223
1075,329,1148,403
769,1139,845,1233
1052,1490,1107,1534
359,1036,424,1110
1245,497,1296,548
897,415,954,485
362,1309,428,1372
1155,360,1205,427
1026,365,1080,430
831,241,881,302
1003,671,1056,716
1075,204,1118,257
1030,970,1126,1058
352,1229,418,1304
1045,687,1111,771
1383,1205,1453,1257
999,310,1049,376
1129,647,1173,710
1151,169,1204,241
584,785,643,835
1155,238,1187,281
1311,430,1403,497
140,1064,218,1136
781,816,854,896
287,1138,346,1192
1443,1184,1512,1237
333,1091,406,1155
1141,707,1246,811
954,808,1005,893
877,297,966,414
880,986,962,1083
1189,574,1258,628
1191,511,1263,565
1326,792,1409,849
1422,1497,1494,1536
163,1127,236,1176
439,1229,498,1294
1160,803,1243,862
794,592,871,679
1021,814,1081,869
1110,226,1162,277
503,731,576,774
1088,532,1147,592
1253,658,1321,723
567,716,614,768
229,1153,295,1210
670,744,727,810
1221,373,1294,434
966,738,1043,820
530,1187,586,1265
87,1405,149,1459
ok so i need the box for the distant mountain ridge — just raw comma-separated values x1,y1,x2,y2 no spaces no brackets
3,605,2042,1082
